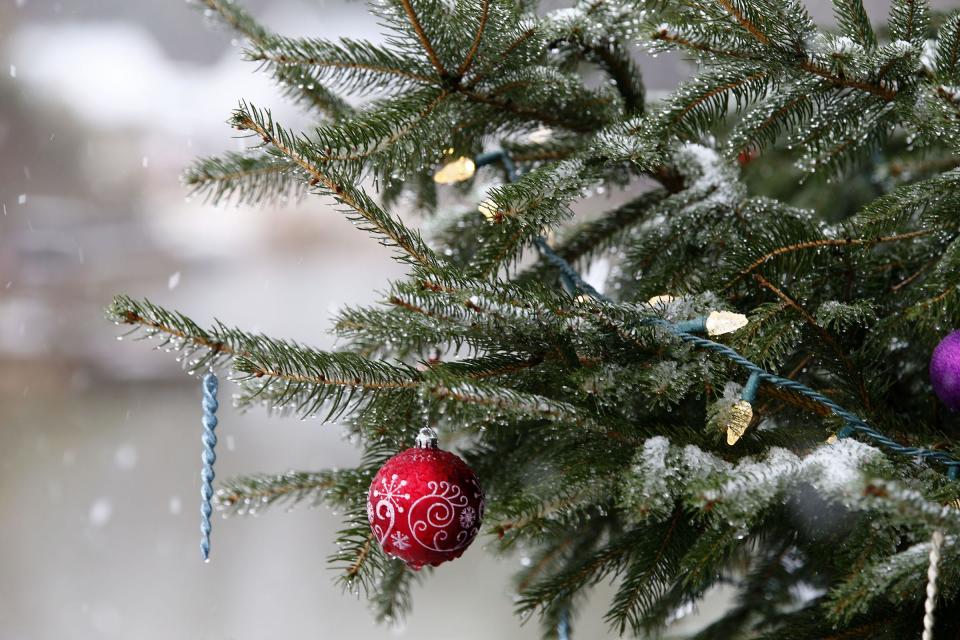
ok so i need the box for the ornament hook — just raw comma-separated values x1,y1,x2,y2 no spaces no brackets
415,427,439,449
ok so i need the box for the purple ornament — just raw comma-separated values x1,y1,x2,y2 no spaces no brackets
930,330,960,411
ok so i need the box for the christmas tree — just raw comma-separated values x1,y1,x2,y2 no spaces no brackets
108,0,960,636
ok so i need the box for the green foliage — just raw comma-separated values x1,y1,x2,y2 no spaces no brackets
936,12,960,82
108,0,960,636
888,0,930,47
184,152,303,206
834,0,877,49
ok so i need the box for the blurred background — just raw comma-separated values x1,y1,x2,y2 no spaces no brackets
0,0,949,638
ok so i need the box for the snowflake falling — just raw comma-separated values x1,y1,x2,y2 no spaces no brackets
390,531,411,550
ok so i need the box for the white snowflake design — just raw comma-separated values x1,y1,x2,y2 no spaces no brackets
459,506,476,528
366,499,374,523
372,474,411,513
390,531,411,550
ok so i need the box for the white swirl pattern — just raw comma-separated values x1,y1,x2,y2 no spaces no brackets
408,480,474,552
370,474,410,546
371,473,484,553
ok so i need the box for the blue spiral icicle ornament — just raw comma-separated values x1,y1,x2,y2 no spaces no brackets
557,609,571,640
200,371,219,562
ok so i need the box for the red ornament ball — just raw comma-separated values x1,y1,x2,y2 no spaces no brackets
367,430,484,569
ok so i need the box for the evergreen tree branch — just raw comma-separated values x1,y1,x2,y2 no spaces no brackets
216,471,336,515
725,230,934,288
107,295,244,369
605,509,697,634
889,0,930,47
591,43,645,115
798,60,898,101
834,0,877,49
184,152,303,206
463,26,538,89
398,0,448,77
458,87,601,132
199,0,352,118
752,273,872,411
457,0,490,76
248,35,435,91
370,558,421,623
936,12,960,81
232,103,443,270
715,0,771,46
517,189,667,286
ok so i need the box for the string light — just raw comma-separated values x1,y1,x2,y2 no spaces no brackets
478,198,499,222
469,148,960,477
726,372,759,445
433,156,476,184
705,310,749,336
528,126,554,144
646,294,676,306
675,311,749,337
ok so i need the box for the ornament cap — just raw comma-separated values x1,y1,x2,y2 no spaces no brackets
415,427,439,449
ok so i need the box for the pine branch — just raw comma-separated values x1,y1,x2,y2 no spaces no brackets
231,102,444,270
936,12,960,81
107,295,245,371
515,524,644,615
752,273,872,411
889,0,930,47
370,557,422,623
463,25,538,89
543,0,646,115
715,0,771,46
248,35,435,93
725,230,934,288
198,0,353,119
834,0,877,49
518,188,668,285
655,64,772,139
216,470,336,515
184,152,303,206
457,0,489,76
605,509,698,635
397,0,449,78
235,336,579,421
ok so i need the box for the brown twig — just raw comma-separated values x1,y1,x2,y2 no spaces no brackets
398,0,447,77
255,54,434,84
890,259,936,292
799,60,896,101
235,112,437,268
464,28,536,89
752,273,872,410
344,534,374,578
457,0,489,77
715,0,770,45
726,230,933,288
